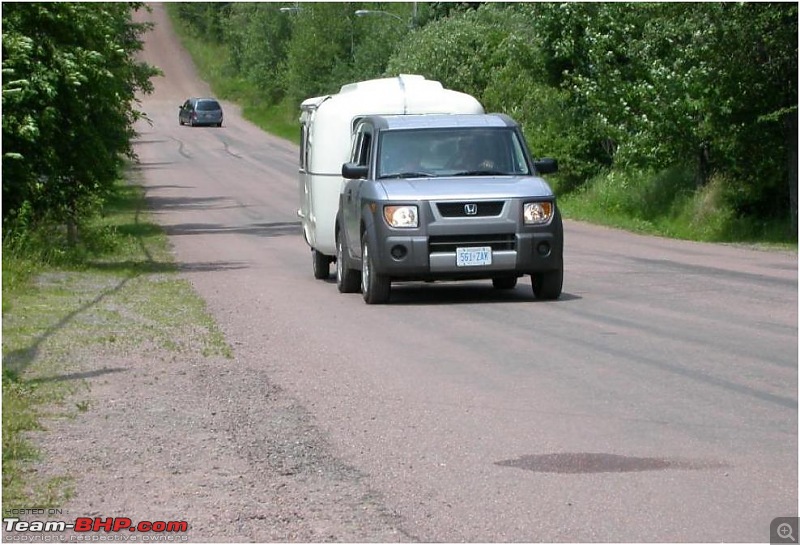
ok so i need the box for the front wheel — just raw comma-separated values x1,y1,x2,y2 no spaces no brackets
361,235,390,304
312,249,331,280
336,232,360,293
531,260,563,300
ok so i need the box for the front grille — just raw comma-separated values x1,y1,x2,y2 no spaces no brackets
429,234,516,253
436,201,505,217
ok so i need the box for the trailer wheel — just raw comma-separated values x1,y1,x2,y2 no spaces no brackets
312,249,331,280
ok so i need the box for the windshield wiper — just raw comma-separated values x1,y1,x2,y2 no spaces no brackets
453,170,509,177
378,171,433,179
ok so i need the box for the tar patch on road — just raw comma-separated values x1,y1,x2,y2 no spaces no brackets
495,452,726,474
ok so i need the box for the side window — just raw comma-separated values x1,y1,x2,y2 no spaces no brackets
357,132,372,167
350,123,373,168
349,129,363,164
510,133,531,175
299,124,308,171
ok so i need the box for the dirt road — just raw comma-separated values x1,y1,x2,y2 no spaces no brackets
27,4,799,542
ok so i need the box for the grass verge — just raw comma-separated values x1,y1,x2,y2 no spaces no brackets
556,167,798,248
2,176,232,514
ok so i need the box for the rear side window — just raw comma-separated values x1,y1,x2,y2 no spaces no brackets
196,100,221,111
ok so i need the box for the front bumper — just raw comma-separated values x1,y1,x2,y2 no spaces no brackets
374,229,562,280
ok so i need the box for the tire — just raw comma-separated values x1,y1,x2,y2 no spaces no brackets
531,260,563,300
492,276,518,290
361,234,390,304
336,231,360,293
312,249,331,280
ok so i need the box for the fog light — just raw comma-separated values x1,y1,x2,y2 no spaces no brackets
390,245,408,260
536,242,551,256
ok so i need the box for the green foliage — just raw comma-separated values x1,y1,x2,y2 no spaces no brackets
169,1,796,243
562,167,795,243
281,3,362,104
2,3,160,243
223,4,292,103
387,5,514,101
172,3,228,43
530,3,797,194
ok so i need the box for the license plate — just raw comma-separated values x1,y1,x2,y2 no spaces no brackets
456,246,492,267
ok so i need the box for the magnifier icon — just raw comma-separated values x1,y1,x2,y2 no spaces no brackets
778,522,795,541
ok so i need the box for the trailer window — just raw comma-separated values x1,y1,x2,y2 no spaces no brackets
299,124,308,170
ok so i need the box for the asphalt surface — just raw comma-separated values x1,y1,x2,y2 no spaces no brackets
133,4,798,542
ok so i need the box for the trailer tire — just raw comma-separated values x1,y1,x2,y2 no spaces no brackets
312,249,331,280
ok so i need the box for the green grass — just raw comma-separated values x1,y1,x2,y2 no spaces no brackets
164,4,299,143
557,167,798,247
2,178,233,514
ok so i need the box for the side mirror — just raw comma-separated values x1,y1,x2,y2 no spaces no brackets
534,158,558,175
342,162,368,179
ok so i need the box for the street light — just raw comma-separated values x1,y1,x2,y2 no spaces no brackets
354,5,416,29
354,9,404,24
280,6,302,13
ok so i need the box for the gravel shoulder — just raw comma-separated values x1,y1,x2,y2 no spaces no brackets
26,334,408,542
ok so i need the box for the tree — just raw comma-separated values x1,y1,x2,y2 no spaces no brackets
281,3,360,104
2,3,159,242
223,4,292,103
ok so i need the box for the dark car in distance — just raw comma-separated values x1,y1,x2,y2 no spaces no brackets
178,98,223,127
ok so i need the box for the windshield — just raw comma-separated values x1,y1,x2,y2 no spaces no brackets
377,128,531,179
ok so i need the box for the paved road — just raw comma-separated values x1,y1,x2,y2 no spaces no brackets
134,5,797,541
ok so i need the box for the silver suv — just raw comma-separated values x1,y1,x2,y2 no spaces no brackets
336,113,563,304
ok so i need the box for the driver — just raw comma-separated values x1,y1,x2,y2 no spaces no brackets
381,140,424,175
450,136,496,171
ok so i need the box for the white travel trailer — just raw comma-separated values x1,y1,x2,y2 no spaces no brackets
297,74,484,279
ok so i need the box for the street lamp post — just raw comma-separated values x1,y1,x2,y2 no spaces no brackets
354,3,416,29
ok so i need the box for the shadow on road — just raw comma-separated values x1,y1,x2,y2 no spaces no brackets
320,279,582,306
163,221,301,238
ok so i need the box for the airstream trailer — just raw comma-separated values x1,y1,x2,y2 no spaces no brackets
297,74,484,279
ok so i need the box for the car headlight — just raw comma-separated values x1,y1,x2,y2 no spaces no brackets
383,205,418,228
523,202,554,225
